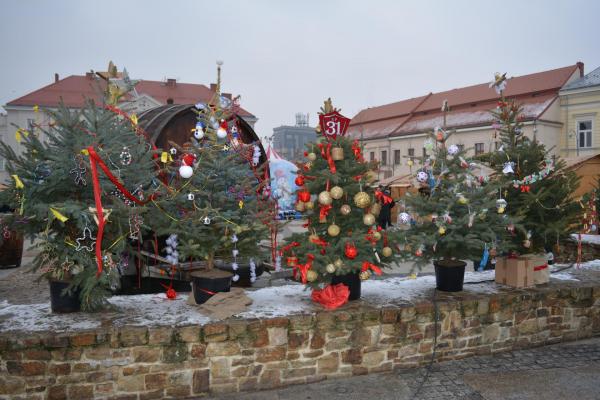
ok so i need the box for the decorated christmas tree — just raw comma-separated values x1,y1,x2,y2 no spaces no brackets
393,100,519,283
0,63,158,310
151,62,269,293
286,99,388,308
486,73,580,255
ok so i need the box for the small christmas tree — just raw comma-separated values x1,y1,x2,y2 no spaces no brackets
286,99,387,306
486,73,580,254
393,101,518,272
151,62,269,284
0,63,158,310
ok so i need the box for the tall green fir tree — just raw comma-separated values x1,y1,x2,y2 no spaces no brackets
392,101,519,270
486,73,580,255
286,99,389,296
151,63,270,281
0,63,158,310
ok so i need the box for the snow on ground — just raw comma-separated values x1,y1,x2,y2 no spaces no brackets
0,261,598,332
570,234,600,245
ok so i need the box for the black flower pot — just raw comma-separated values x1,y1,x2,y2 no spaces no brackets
49,280,81,313
191,270,233,304
434,259,466,292
331,272,361,300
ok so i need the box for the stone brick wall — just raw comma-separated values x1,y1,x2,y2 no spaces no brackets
1,282,599,399
556,240,600,263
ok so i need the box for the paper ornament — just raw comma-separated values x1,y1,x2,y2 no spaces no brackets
502,162,514,175
398,212,411,224
416,171,429,183
447,144,459,156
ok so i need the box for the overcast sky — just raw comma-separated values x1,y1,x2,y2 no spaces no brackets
1,0,599,139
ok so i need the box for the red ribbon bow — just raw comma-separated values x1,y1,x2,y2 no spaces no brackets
311,283,350,310
318,143,337,174
361,261,382,276
352,140,364,162
310,236,329,255
280,241,300,256
520,185,531,193
297,254,315,284
319,204,333,221
375,189,393,205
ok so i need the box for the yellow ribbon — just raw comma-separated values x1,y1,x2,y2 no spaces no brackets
81,149,89,156
33,105,39,113
50,208,69,222
15,129,28,143
11,175,24,189
131,114,138,126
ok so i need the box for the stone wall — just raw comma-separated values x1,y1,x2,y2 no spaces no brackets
1,282,599,399
556,240,600,263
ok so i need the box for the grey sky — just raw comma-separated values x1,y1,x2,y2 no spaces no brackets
1,0,599,140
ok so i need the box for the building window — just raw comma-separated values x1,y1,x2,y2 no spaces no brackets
381,150,387,166
474,143,484,155
494,141,501,150
394,150,401,165
578,120,592,148
457,144,465,152
422,148,427,158
369,151,375,162
408,148,415,157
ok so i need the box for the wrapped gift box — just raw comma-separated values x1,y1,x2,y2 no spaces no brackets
495,256,534,288
523,254,549,285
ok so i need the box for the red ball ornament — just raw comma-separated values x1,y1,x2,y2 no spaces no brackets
295,175,305,186
344,242,358,260
298,190,311,203
182,153,196,166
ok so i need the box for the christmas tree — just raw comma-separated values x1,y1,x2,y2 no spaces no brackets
286,99,388,304
151,62,269,283
486,73,581,254
393,101,519,270
0,63,158,310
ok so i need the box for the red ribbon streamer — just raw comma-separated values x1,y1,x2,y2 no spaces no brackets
319,204,332,221
352,140,364,162
533,264,548,271
297,254,315,284
362,261,382,275
280,241,300,256
318,143,336,174
375,189,393,205
87,146,158,275
311,283,350,310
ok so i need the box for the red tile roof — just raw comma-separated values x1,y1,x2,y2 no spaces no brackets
349,64,582,140
5,75,254,117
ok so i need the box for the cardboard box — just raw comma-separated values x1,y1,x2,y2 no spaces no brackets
495,257,534,288
523,254,549,285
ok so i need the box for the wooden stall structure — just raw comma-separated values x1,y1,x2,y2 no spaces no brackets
564,152,600,198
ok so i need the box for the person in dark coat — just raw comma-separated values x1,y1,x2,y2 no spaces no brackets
377,188,395,229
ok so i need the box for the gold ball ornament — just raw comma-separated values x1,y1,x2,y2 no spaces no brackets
305,201,314,210
382,247,393,257
330,186,344,200
309,233,319,242
457,195,468,205
438,226,446,235
295,202,306,212
327,224,340,237
363,213,376,226
306,270,318,282
318,191,333,205
373,231,382,241
334,259,343,268
354,191,371,209
326,263,336,273
340,204,351,215
497,206,505,214
359,270,371,280
307,152,317,161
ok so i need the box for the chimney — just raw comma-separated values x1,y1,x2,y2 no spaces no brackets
54,73,59,83
166,78,176,87
210,83,217,92
85,72,94,79
222,92,232,100
576,61,584,77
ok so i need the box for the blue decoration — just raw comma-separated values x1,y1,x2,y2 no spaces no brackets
479,245,489,271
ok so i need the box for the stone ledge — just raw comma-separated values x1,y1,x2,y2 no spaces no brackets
1,270,599,399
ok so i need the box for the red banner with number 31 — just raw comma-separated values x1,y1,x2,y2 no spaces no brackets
319,111,350,140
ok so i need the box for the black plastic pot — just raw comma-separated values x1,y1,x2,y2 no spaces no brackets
215,261,265,287
49,280,81,313
191,270,233,304
434,259,466,292
331,272,361,300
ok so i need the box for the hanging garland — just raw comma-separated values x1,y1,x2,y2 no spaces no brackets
512,159,554,189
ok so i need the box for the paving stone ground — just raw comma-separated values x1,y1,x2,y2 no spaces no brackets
207,338,600,400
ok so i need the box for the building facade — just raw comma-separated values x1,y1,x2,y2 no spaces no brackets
1,71,257,183
349,63,585,181
559,65,600,158
272,113,316,161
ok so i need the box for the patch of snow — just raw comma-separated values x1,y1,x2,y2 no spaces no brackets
570,234,600,245
550,272,579,281
108,294,211,326
0,302,101,332
241,284,315,319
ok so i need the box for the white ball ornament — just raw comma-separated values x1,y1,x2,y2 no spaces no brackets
179,165,194,179
447,144,459,156
416,171,429,183
193,124,205,140
399,212,411,225
187,193,195,201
